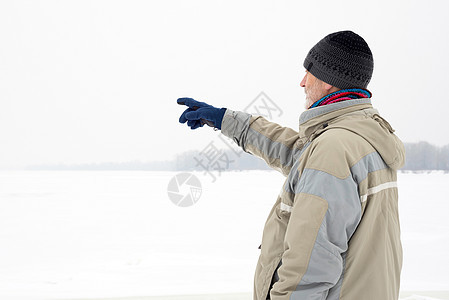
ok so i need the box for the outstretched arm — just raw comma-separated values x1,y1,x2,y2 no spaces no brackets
177,97,304,177
220,109,304,177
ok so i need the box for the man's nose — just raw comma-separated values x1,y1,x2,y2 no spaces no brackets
300,73,307,87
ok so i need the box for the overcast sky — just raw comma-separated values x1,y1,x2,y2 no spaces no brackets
1,0,448,169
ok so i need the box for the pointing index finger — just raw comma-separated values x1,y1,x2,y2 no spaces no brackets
177,97,197,107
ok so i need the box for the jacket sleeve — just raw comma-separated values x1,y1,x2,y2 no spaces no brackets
220,108,304,177
269,144,362,299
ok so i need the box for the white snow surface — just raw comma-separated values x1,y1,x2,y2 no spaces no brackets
0,170,448,299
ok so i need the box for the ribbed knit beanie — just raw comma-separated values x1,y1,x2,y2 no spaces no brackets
303,30,374,89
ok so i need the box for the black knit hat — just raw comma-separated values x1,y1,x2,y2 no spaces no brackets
303,30,374,89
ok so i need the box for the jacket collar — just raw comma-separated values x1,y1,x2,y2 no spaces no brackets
299,98,372,125
298,98,373,139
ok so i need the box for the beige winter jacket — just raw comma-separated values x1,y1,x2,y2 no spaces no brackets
220,98,405,300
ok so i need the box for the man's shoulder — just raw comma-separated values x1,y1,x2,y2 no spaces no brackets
303,128,376,179
314,127,368,150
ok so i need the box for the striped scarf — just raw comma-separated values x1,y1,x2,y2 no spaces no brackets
309,88,372,109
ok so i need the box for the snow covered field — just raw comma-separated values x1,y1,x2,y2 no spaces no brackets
0,170,448,300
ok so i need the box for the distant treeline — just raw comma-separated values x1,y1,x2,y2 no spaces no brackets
25,149,270,171
403,142,449,170
25,142,449,171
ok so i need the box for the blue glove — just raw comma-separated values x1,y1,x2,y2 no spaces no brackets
177,97,227,130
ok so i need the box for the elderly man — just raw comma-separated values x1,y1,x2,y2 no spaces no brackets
177,30,405,300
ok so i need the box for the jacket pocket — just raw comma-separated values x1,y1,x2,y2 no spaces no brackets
254,253,283,300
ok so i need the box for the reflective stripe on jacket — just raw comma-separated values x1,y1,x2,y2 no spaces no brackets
220,98,405,300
